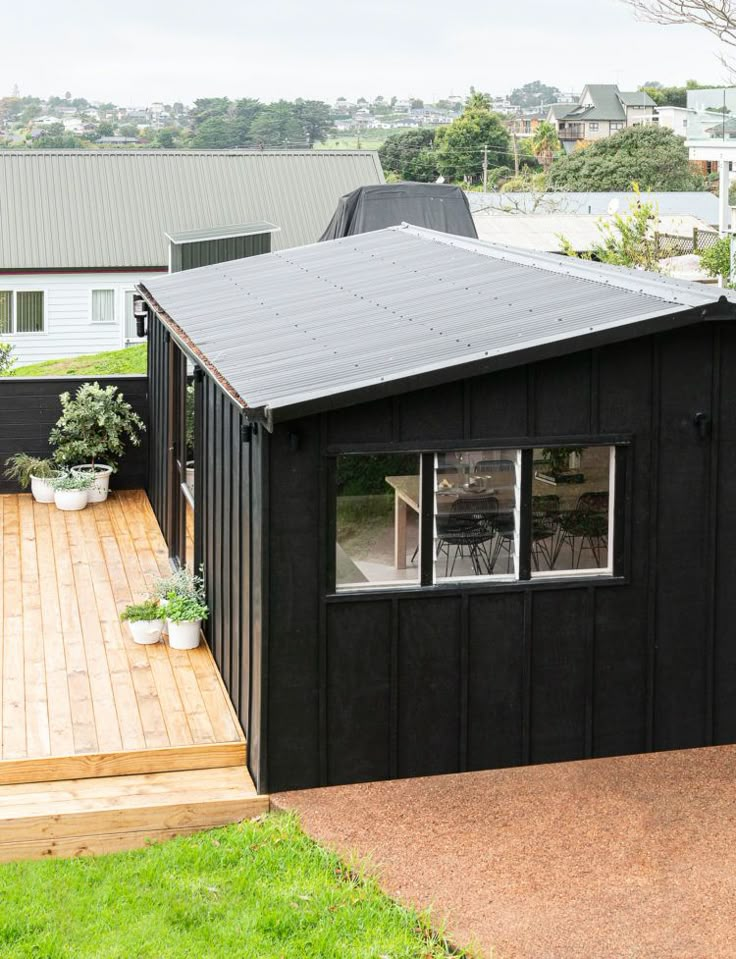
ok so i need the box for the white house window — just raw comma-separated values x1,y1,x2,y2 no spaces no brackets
124,290,139,343
611,122,625,131
588,122,599,132
91,289,116,324
0,290,45,334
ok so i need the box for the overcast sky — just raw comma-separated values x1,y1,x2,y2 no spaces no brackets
3,0,729,106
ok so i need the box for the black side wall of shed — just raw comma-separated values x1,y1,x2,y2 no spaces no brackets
146,313,267,791
262,320,736,792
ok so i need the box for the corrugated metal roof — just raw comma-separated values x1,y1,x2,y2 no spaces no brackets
166,222,280,244
140,224,735,423
0,150,384,269
473,213,715,253
466,191,721,224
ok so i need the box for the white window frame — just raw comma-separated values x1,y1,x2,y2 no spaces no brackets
123,288,140,345
433,449,521,586
588,122,599,132
90,287,117,325
0,289,47,335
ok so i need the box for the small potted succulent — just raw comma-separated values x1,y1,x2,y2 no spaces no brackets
49,382,146,503
165,594,209,650
120,599,164,645
3,453,62,503
51,471,95,511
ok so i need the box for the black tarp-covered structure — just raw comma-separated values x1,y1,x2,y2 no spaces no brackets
319,183,478,240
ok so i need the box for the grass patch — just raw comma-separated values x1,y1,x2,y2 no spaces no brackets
11,344,147,377
0,813,462,958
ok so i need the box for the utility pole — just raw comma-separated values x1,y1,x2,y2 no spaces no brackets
482,143,488,193
512,130,520,176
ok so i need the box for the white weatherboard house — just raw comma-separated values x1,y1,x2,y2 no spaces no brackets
0,150,384,365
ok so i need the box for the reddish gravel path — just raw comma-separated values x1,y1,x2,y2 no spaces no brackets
273,746,736,958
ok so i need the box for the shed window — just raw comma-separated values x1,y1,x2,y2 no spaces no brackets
335,454,421,588
333,445,620,592
531,446,615,576
435,449,520,581
0,290,44,334
91,289,116,324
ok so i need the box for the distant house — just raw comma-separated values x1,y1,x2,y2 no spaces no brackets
0,149,384,365
656,105,693,136
549,85,657,151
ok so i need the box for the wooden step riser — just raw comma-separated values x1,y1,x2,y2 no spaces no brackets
0,741,246,786
0,795,269,845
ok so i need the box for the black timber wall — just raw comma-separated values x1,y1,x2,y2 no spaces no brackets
146,312,266,790
171,233,272,273
262,320,736,792
0,375,148,493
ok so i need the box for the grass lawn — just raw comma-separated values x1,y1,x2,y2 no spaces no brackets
0,813,461,959
11,344,147,377
316,128,417,152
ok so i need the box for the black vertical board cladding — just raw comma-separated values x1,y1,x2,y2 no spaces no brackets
466,592,526,769
530,589,589,763
326,601,392,785
213,389,224,668
249,425,267,792
654,326,712,750
0,375,149,493
533,352,593,435
205,378,216,644
239,415,252,732
221,400,233,696
265,420,322,791
398,382,465,442
326,397,394,446
715,324,736,742
468,366,529,439
594,338,651,757
397,597,462,777
228,407,241,712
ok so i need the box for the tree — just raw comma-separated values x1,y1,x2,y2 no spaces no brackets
622,1,736,64
528,120,562,171
190,116,240,149
548,125,706,191
379,128,439,181
509,81,563,109
292,99,334,145
559,189,664,271
699,235,732,283
118,124,139,139
435,103,511,183
96,121,115,138
248,103,307,147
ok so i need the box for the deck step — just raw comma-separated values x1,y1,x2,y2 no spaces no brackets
0,766,268,862
0,741,247,786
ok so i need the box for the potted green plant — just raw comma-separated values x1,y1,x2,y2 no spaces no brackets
120,599,164,645
51,471,95,511
151,566,205,635
49,382,146,503
165,594,208,650
3,453,62,503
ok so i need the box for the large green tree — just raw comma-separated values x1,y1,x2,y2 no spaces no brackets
548,125,706,191
378,128,439,181
509,80,562,109
293,99,334,146
434,104,511,183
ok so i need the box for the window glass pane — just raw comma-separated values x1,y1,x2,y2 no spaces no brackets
16,291,43,333
435,449,519,581
91,289,115,324
0,291,11,335
124,290,138,341
336,454,420,589
532,446,614,574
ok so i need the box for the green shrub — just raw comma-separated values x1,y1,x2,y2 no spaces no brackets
3,453,56,489
120,600,162,623
336,453,418,497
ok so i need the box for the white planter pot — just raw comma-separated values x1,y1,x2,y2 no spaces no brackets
31,472,61,504
54,488,89,511
167,619,201,650
127,619,164,645
72,464,113,503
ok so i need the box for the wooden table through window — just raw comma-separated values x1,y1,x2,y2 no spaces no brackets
385,475,420,569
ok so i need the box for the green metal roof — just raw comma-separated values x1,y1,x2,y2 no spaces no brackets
0,150,384,270
558,86,656,123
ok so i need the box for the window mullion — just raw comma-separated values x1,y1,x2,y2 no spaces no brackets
518,448,533,581
419,453,435,586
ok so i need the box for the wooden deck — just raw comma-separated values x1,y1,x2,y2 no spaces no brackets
0,489,266,860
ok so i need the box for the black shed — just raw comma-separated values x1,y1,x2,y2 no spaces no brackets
138,224,736,794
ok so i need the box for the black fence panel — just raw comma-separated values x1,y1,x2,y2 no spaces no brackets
0,375,148,493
